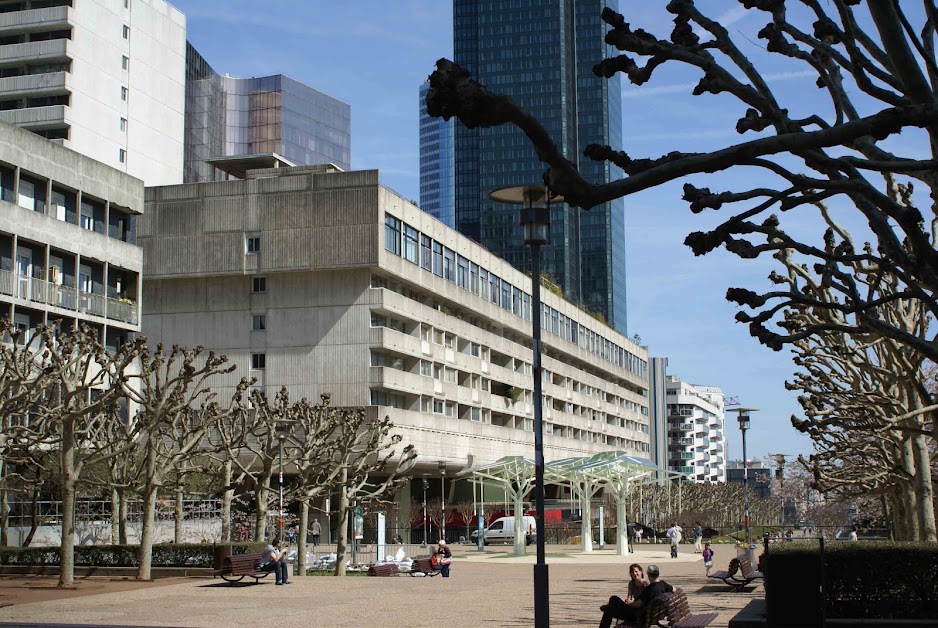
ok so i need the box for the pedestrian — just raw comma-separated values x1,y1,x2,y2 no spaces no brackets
634,527,643,544
693,521,703,553
702,542,714,576
311,519,322,546
259,537,291,585
666,522,682,558
848,525,858,541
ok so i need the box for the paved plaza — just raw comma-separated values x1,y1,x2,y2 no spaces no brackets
0,544,760,627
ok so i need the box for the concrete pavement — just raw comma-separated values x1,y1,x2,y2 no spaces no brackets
0,543,760,627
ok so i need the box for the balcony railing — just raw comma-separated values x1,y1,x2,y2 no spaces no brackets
0,269,138,325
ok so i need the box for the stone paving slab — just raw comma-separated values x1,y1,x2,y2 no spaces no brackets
0,544,758,627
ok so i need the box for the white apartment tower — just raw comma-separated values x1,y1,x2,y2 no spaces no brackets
0,0,185,185
665,376,726,482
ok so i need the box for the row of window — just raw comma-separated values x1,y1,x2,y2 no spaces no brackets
384,213,647,378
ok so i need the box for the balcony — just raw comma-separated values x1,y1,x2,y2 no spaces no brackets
0,104,66,129
0,38,68,66
669,437,692,445
0,71,68,99
0,269,138,325
0,6,70,34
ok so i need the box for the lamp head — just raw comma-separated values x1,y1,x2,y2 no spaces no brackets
438,460,447,475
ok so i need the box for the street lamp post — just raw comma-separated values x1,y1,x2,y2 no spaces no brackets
276,423,288,541
490,183,560,628
729,408,757,561
438,461,447,541
422,477,429,547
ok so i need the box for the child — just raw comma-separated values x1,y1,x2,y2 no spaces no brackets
702,542,714,575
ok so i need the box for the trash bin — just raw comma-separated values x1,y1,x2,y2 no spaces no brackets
212,545,230,571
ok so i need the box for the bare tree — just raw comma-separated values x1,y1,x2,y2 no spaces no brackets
427,2,938,363
121,344,248,581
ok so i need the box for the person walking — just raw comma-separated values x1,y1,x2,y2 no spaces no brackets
702,542,714,576
311,519,322,547
666,522,682,558
693,522,704,553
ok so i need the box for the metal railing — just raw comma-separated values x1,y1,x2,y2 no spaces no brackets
0,269,137,324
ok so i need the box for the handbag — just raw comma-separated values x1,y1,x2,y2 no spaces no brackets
440,556,452,566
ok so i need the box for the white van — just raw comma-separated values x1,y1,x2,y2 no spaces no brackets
472,516,537,545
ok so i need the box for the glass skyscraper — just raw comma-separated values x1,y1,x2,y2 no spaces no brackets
453,0,626,332
419,81,456,228
184,44,351,183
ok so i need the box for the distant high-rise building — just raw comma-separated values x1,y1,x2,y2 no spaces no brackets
418,81,454,228
184,43,350,183
0,0,186,185
453,0,626,331
666,376,726,482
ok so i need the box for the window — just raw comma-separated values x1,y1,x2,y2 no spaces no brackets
384,215,401,255
469,342,481,358
433,329,443,345
420,234,432,270
124,0,129,8
471,407,482,422
251,353,266,370
457,256,469,289
80,203,93,230
251,314,266,331
432,399,444,414
251,277,266,293
420,397,431,413
403,224,418,264
122,24,129,39
444,367,457,383
121,86,128,101
469,263,479,294
118,149,126,163
443,248,455,282
246,235,260,253
432,241,443,277
420,360,432,377
120,117,127,132
121,55,129,70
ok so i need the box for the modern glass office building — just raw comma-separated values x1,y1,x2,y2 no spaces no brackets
418,81,455,228
184,44,351,183
453,0,626,332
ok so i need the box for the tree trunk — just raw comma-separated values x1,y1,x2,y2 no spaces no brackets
58,477,77,587
912,433,937,541
334,469,349,576
118,488,128,545
221,460,232,543
174,486,184,544
0,486,8,547
23,486,39,546
298,500,309,575
111,487,120,544
254,480,270,542
136,482,159,581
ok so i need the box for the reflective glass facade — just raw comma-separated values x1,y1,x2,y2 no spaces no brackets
418,81,455,228
183,45,351,183
453,0,627,332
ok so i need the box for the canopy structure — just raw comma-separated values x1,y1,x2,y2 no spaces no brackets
459,452,688,555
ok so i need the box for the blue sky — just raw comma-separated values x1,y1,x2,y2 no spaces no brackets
169,0,870,464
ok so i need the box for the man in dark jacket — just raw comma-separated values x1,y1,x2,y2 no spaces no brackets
598,564,673,628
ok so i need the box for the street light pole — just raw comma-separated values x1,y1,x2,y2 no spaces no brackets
422,477,429,547
276,426,287,541
729,408,756,560
439,461,447,541
490,183,560,628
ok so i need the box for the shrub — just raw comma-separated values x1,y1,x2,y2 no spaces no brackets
0,542,266,569
767,541,938,619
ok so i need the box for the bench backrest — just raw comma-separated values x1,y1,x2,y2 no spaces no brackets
412,557,434,572
661,587,690,623
738,555,757,577
644,594,670,628
225,553,263,570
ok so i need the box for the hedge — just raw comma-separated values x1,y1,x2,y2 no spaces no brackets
0,542,267,569
767,541,938,619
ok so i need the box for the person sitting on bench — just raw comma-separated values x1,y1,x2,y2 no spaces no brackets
598,564,673,628
259,537,291,585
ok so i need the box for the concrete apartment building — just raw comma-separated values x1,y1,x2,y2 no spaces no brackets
666,376,726,482
0,119,143,347
139,165,651,488
0,0,186,185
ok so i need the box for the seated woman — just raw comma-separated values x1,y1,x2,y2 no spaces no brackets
598,563,648,628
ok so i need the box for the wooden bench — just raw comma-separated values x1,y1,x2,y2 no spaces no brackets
368,562,400,577
708,556,763,591
409,557,442,577
610,594,668,628
213,552,271,584
655,588,718,628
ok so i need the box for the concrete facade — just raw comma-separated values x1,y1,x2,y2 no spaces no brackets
0,0,186,185
139,165,652,475
665,375,726,482
0,118,143,345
